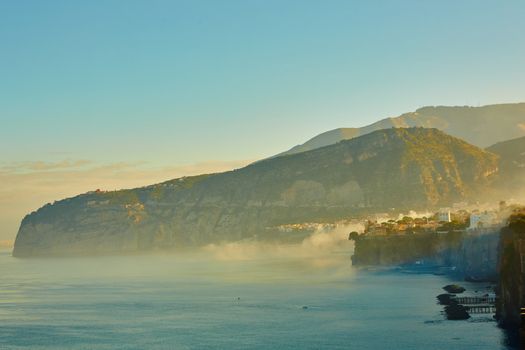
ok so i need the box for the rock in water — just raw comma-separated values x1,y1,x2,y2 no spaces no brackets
443,285,466,294
437,294,456,305
445,304,470,320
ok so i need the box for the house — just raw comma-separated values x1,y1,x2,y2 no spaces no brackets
437,209,451,223
468,211,498,230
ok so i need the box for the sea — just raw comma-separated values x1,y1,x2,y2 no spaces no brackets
0,244,518,350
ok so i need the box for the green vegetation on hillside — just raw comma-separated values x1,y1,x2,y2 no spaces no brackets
13,128,502,257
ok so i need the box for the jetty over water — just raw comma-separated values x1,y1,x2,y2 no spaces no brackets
453,295,496,314
466,305,496,314
453,296,496,305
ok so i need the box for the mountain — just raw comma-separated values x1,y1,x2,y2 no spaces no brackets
13,128,499,257
486,136,525,198
487,135,525,167
277,103,525,157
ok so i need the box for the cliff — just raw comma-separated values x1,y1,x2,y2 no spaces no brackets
496,209,525,328
449,232,500,280
13,128,499,257
352,230,499,280
351,232,461,266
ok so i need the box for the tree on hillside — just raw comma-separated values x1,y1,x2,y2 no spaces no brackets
348,231,360,241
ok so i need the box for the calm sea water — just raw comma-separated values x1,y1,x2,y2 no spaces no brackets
0,247,517,349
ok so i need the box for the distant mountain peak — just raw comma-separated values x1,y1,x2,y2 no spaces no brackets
276,102,525,158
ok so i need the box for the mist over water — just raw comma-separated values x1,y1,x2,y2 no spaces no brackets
0,228,515,349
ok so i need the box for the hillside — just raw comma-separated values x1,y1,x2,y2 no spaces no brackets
486,136,525,198
277,103,525,157
13,128,499,257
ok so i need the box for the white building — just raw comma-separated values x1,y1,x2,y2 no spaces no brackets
437,209,451,223
468,211,498,230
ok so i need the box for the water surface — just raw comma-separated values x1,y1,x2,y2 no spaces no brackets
0,248,515,349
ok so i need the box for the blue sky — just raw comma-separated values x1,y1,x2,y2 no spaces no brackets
2,0,525,165
1,0,525,240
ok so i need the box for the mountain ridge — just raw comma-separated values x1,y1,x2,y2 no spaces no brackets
486,135,525,199
13,127,499,257
276,103,525,157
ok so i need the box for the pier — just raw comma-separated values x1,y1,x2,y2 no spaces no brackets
452,295,496,314
453,296,496,305
466,305,496,314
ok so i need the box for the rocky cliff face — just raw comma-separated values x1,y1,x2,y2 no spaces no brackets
496,209,525,328
449,232,500,280
13,128,499,257
352,230,499,280
351,233,460,266
277,103,525,157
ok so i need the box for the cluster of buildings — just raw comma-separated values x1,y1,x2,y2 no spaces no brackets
275,219,361,233
363,202,511,237
364,216,439,236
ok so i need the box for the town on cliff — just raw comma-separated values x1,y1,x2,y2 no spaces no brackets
348,200,525,345
358,200,511,239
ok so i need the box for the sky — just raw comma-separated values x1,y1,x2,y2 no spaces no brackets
1,0,525,241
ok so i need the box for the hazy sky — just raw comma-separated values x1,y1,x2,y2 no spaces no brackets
1,0,525,240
